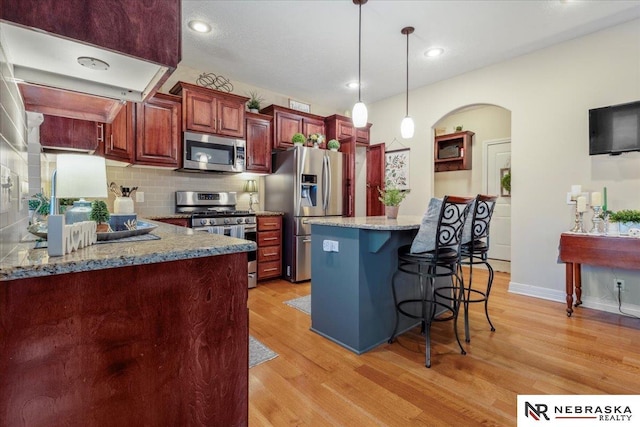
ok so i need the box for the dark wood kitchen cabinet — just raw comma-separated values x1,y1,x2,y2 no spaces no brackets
2,0,181,69
39,115,100,153
325,114,354,141
434,130,474,172
245,112,272,173
135,93,181,167
170,82,249,138
154,217,190,228
257,215,282,280
260,105,326,149
104,102,135,163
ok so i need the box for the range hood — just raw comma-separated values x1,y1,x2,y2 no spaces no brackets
0,21,169,103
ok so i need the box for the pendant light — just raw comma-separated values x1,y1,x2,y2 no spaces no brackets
352,0,368,128
400,26,415,139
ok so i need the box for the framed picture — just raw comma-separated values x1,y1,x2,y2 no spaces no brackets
500,167,511,197
288,99,310,113
385,148,410,190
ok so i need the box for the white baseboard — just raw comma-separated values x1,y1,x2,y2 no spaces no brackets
508,281,640,317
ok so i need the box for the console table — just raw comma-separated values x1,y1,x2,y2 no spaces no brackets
558,233,640,316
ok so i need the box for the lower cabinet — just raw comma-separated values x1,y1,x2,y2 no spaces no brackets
257,215,282,280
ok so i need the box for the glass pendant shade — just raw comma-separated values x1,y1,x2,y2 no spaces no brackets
401,116,415,139
352,102,368,128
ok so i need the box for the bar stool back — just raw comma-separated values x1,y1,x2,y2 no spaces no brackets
388,195,474,368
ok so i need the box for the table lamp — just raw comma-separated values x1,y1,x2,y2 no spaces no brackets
244,179,258,213
50,154,108,223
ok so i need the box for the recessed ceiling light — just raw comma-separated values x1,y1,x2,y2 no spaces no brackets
188,20,211,33
425,47,444,58
346,81,359,89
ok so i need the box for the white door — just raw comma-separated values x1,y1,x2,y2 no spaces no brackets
484,139,511,261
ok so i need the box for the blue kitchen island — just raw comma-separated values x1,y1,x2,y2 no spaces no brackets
308,216,423,354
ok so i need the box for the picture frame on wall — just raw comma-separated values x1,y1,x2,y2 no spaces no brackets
385,148,410,190
288,99,311,113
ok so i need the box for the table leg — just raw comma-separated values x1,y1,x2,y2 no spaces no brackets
574,263,582,307
565,262,574,317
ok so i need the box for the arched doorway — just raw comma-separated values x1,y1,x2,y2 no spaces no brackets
433,104,511,272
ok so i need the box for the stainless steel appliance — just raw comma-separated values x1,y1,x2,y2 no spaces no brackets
176,191,257,288
180,131,246,173
265,146,343,282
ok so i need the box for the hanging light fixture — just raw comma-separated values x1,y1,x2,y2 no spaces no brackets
400,26,415,139
352,0,368,128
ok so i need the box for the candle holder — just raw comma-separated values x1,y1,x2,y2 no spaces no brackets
569,207,586,233
589,205,603,234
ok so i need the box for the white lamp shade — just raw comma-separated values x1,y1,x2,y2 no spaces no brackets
56,154,108,198
401,116,415,139
352,102,368,128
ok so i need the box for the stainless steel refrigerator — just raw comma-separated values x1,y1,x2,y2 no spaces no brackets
265,146,343,282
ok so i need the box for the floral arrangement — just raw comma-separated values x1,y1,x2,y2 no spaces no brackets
308,133,325,146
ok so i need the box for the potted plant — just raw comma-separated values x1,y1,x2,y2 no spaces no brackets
292,132,306,146
501,171,511,194
378,182,408,219
327,139,340,152
28,193,50,224
308,133,324,148
246,90,264,113
90,200,111,232
609,209,640,235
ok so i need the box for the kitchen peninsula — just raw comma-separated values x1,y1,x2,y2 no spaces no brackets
308,216,422,354
0,221,255,426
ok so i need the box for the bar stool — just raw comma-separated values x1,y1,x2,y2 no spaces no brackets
388,195,474,368
436,194,498,343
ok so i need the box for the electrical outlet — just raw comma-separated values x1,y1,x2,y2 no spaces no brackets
135,191,144,203
614,279,625,291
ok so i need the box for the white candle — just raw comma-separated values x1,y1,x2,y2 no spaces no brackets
577,196,587,212
591,192,602,207
571,185,582,196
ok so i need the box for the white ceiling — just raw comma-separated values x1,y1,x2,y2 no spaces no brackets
181,0,640,112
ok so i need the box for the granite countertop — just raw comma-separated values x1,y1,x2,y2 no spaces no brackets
0,220,256,281
255,211,284,216
146,214,191,220
307,215,423,231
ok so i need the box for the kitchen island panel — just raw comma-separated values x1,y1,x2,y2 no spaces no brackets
0,253,248,426
310,222,420,354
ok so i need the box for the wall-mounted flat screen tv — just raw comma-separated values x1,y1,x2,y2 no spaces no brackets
589,100,640,155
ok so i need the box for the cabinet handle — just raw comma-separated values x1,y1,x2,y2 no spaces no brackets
263,237,277,241
264,252,278,257
264,223,277,227
97,123,105,143
263,267,278,272
110,134,114,150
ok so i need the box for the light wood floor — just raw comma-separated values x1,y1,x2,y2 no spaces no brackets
248,270,640,426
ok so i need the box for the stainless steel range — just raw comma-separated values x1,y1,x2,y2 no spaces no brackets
176,191,257,288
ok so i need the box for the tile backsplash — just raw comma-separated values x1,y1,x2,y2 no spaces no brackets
0,34,30,259
106,167,263,216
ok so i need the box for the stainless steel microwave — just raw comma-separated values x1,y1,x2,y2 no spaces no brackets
181,131,245,173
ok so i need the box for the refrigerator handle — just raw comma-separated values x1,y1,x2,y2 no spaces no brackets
322,155,328,211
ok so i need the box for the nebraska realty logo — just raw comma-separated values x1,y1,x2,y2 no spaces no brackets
517,395,639,426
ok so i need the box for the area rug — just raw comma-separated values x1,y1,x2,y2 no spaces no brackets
284,294,311,315
249,335,277,368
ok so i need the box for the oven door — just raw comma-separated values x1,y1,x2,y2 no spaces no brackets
182,132,245,173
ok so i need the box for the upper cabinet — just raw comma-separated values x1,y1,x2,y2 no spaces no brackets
245,113,273,173
170,82,249,138
2,0,181,68
434,131,474,172
39,115,101,153
135,93,182,167
325,114,371,145
102,94,181,168
260,105,326,150
2,0,180,105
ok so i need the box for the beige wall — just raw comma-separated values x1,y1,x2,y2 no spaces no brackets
368,19,640,315
434,105,511,198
